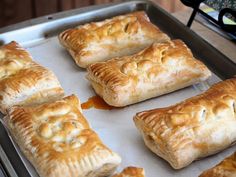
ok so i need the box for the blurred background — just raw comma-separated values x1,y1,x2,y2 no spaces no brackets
0,0,188,28
0,0,234,28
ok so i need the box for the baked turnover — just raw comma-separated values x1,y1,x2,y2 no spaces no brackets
59,11,170,68
4,95,121,177
134,78,236,169
87,40,211,107
112,167,145,177
0,41,64,114
199,151,236,177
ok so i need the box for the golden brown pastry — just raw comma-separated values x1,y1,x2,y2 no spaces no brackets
0,41,64,114
134,78,236,169
59,11,170,68
4,95,121,177
112,167,145,177
199,152,236,177
87,39,211,107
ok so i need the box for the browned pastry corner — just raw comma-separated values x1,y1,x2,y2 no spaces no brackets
87,39,211,107
134,78,236,169
0,41,64,114
199,151,236,177
112,166,145,177
4,94,121,177
59,11,170,68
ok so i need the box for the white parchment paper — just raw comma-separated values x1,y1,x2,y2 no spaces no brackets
9,37,236,177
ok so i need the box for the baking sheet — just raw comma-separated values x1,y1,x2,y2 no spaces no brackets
4,36,236,177
0,1,236,177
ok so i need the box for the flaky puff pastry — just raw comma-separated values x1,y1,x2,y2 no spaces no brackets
0,41,64,114
112,167,145,177
4,95,121,177
134,78,236,169
59,11,170,68
87,40,211,107
200,152,236,177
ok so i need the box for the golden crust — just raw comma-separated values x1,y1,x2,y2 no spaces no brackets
87,39,211,107
134,78,236,169
0,41,64,114
4,95,121,177
59,11,170,68
199,152,236,177
112,167,145,177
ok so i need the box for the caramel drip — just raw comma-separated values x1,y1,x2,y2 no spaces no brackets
81,96,114,110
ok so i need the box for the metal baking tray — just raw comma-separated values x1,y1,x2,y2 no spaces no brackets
0,1,236,177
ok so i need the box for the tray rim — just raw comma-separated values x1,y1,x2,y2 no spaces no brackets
0,0,147,35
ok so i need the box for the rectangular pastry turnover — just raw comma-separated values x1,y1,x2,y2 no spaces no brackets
199,151,236,177
4,95,121,177
0,41,64,114
59,11,170,68
134,78,236,169
87,39,211,107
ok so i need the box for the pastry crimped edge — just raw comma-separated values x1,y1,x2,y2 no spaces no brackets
4,95,121,177
199,151,236,177
59,11,170,68
87,39,211,107
0,41,64,114
134,78,236,169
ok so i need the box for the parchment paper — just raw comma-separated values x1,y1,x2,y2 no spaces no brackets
7,37,236,177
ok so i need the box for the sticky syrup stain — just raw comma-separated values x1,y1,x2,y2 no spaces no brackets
81,95,115,110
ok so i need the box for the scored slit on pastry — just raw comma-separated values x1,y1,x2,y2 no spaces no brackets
0,41,64,114
59,11,170,68
199,151,236,177
4,95,121,177
87,39,211,107
134,78,236,169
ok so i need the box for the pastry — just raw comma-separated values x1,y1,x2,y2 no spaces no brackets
134,78,236,169
112,167,145,177
4,95,121,177
59,11,170,68
199,151,236,177
87,39,211,107
0,41,64,114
